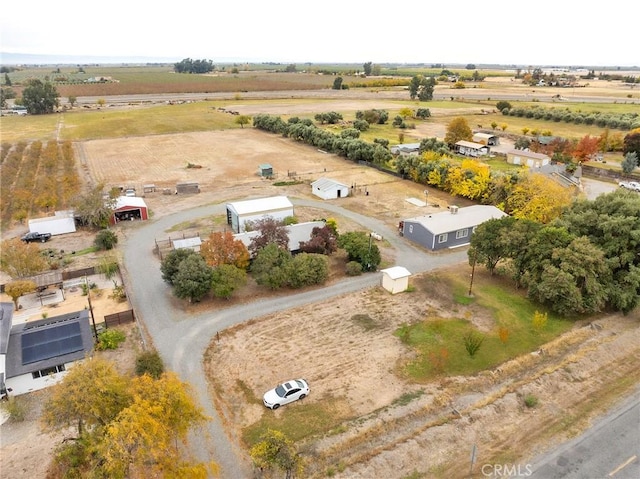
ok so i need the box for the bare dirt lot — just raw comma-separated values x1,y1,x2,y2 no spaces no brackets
2,101,639,478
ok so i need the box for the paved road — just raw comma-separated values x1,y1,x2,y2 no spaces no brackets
73,88,633,107
121,198,468,478
528,391,640,479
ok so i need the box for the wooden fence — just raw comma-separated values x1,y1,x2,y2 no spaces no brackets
104,309,135,328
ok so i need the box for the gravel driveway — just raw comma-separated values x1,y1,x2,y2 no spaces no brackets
121,198,468,478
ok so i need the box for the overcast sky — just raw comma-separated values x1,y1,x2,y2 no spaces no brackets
1,0,637,66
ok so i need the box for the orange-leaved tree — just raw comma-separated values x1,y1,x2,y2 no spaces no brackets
200,231,250,269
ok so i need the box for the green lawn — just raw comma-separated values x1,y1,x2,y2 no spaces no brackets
394,274,572,380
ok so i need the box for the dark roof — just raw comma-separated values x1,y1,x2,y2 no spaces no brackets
5,309,94,378
0,302,13,354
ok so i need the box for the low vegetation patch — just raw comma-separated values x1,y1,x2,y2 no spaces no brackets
394,273,571,380
242,398,351,447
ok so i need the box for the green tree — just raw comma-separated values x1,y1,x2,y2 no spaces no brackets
172,254,213,302
468,217,517,275
622,130,640,157
211,264,247,299
444,117,473,145
409,75,436,101
337,231,381,272
4,73,11,86
68,95,77,107
21,79,60,114
332,76,343,90
527,237,609,316
286,253,329,288
234,115,251,128
4,280,37,310
363,62,373,76
94,229,118,250
250,429,304,479
251,243,292,290
621,151,638,175
555,189,640,313
73,183,117,228
0,239,49,278
160,248,198,285
496,101,512,112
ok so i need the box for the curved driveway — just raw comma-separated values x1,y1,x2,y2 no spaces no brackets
121,197,469,478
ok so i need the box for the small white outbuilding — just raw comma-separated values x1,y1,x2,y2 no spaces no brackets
380,266,411,294
311,177,349,200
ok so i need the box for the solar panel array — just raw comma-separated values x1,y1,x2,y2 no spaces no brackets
21,321,83,365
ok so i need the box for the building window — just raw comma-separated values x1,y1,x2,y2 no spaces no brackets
456,229,469,239
32,364,66,379
409,225,413,234
438,233,448,243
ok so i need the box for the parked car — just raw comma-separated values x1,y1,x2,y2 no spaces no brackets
618,181,640,192
263,379,310,410
21,231,52,243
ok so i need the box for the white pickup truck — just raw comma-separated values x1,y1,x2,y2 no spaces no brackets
618,180,640,192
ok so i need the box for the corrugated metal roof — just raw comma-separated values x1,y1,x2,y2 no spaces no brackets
456,141,487,149
227,196,293,215
507,149,550,160
311,177,348,191
114,196,147,210
405,205,507,235
234,221,325,252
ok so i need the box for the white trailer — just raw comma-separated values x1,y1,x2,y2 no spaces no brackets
28,211,76,236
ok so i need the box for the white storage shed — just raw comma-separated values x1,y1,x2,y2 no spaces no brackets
226,196,294,233
380,267,411,294
311,178,350,200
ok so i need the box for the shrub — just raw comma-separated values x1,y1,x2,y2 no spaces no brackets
345,261,363,276
135,350,165,378
94,229,118,250
96,329,126,350
524,394,539,408
1,396,26,422
463,331,484,357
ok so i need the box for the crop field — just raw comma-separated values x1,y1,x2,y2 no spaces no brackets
0,140,80,225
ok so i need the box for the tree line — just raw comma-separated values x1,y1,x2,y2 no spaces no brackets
469,188,640,316
173,58,215,74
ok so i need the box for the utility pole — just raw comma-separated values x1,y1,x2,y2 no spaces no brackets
85,276,99,342
468,252,477,297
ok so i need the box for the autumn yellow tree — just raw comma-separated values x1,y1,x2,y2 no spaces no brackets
42,359,215,478
444,117,473,145
200,231,250,269
445,160,491,201
0,238,49,278
505,173,574,223
4,280,37,310
100,372,213,478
